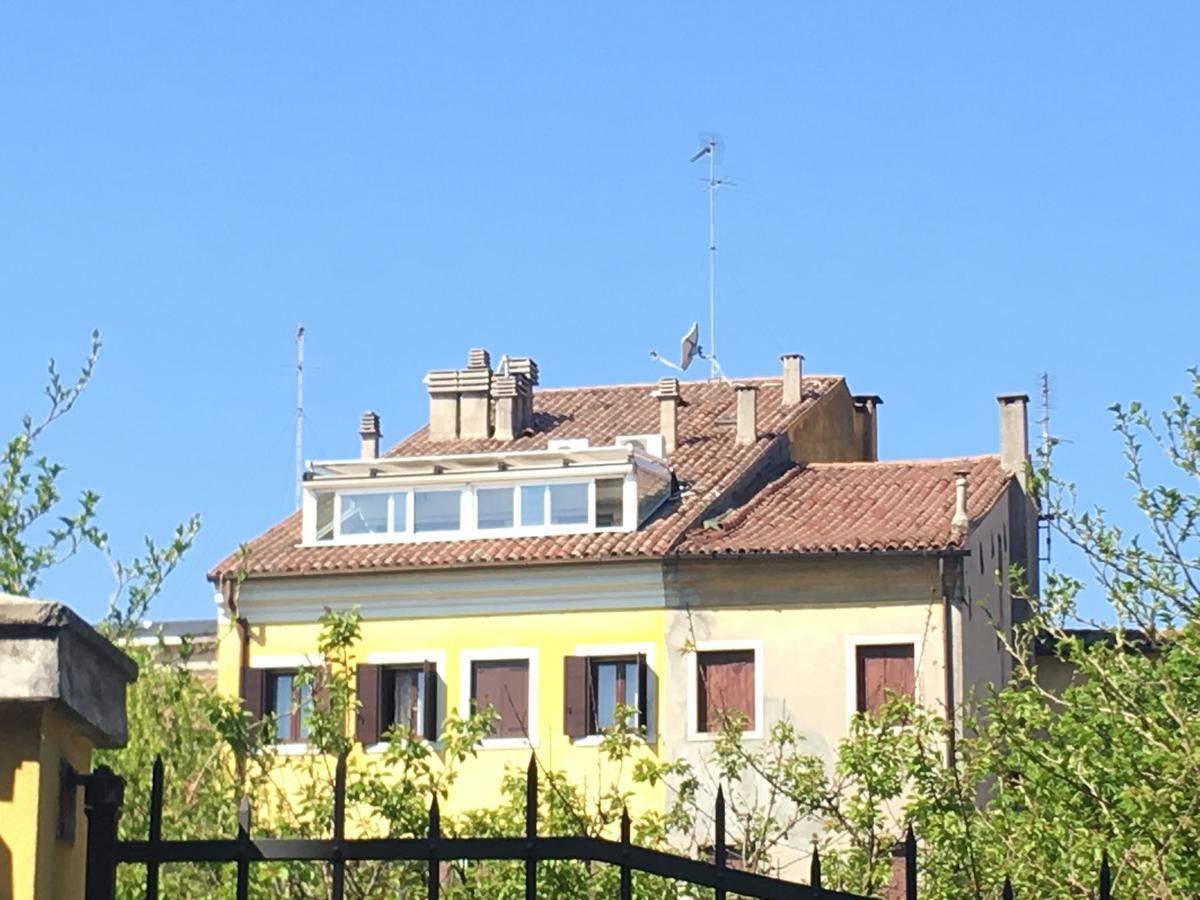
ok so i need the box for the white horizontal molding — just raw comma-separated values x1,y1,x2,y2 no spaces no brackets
237,562,668,623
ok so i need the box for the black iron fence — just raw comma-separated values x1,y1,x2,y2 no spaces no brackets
81,753,1119,900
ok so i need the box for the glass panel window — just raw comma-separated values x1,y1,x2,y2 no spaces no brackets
477,487,515,530
592,658,638,732
315,493,335,542
414,490,461,533
267,671,311,743
384,666,425,733
339,493,389,535
520,485,545,527
549,483,588,525
391,492,408,532
594,478,625,528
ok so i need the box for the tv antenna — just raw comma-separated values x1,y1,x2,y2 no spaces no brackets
294,324,305,511
1037,371,1056,570
690,134,734,381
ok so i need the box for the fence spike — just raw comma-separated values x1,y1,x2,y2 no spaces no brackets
905,823,917,900
620,806,632,900
1002,875,1013,900
146,757,164,900
331,750,347,900
1099,849,1111,900
236,794,251,900
525,753,537,900
428,793,441,900
810,843,822,889
714,786,727,900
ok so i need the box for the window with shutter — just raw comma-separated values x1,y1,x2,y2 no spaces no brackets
471,659,530,739
855,644,915,716
263,670,311,743
383,666,426,735
590,657,639,733
696,650,755,733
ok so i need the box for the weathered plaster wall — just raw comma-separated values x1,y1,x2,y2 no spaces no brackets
785,381,866,463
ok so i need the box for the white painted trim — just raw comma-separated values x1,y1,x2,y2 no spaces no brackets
249,653,325,669
459,647,540,749
843,633,924,726
272,742,318,757
571,641,657,742
363,649,448,748
685,639,765,742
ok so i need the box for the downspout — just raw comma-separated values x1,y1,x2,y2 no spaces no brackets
939,556,958,767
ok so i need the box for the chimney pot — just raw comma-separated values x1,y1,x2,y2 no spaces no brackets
852,395,883,462
424,369,461,441
358,411,381,459
735,383,759,445
951,470,970,535
781,354,804,406
997,393,1030,489
467,347,492,370
654,377,681,453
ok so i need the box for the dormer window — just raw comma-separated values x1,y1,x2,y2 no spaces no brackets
302,446,669,546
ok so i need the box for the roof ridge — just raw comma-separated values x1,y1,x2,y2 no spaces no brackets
804,453,1002,469
533,374,840,393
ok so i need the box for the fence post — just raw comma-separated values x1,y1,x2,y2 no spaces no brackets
905,824,917,900
83,764,125,900
331,751,347,900
714,786,726,900
428,794,441,900
236,795,252,900
619,807,632,900
146,757,164,900
525,755,538,900
1099,850,1111,900
1002,875,1013,900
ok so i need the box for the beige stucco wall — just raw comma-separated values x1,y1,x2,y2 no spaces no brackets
786,382,866,463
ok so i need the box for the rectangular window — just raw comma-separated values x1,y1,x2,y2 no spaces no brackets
471,659,530,739
383,666,425,733
477,487,515,530
549,483,588,525
266,670,311,743
592,657,638,731
520,485,546,526
414,490,461,533
856,644,915,715
339,493,389,535
696,650,755,733
594,478,625,529
391,492,408,532
315,493,335,542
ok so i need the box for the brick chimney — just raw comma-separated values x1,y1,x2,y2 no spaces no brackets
781,353,804,406
654,377,681,453
358,411,381,459
852,395,883,462
735,384,759,445
997,393,1030,489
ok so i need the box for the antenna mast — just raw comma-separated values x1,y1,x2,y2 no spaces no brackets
294,324,305,511
690,136,732,381
1037,371,1053,571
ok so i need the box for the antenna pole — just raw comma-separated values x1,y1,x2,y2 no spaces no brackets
707,138,717,382
294,324,305,511
1038,371,1053,573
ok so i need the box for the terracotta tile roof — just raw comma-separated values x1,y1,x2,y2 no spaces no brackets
676,455,1010,556
209,376,842,580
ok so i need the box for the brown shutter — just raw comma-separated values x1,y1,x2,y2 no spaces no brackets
356,664,382,745
857,645,915,715
563,656,590,738
312,667,332,713
241,667,265,721
422,660,439,742
636,653,649,733
698,651,755,731
473,660,530,739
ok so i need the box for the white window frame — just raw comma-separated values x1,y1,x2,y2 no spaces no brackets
685,639,764,742
570,641,657,746
460,647,540,749
249,654,326,755
361,649,447,753
843,633,924,727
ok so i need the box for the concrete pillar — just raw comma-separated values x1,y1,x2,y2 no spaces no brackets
654,377,681,454
0,595,138,900
358,411,381,459
735,384,759,445
998,393,1030,489
781,353,804,406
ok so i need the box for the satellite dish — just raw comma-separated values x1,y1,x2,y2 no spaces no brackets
679,322,700,371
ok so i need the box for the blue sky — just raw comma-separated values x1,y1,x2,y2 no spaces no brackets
2,4,1197,623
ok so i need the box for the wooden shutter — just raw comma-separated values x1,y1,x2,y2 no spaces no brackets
635,653,649,733
698,651,755,732
563,656,590,738
422,660,439,742
856,645,915,715
240,667,265,721
356,664,382,745
312,667,332,713
474,660,529,739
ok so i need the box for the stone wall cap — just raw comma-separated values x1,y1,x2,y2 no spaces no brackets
0,594,139,682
